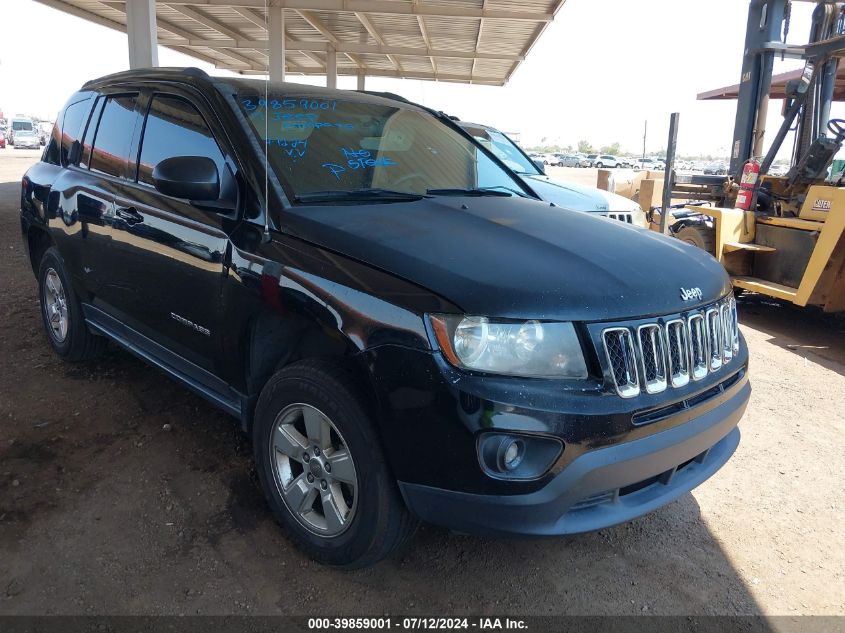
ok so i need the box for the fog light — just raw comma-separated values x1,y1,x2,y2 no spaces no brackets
498,438,525,471
478,432,563,481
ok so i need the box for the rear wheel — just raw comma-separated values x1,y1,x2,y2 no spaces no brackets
675,225,716,255
253,359,418,568
38,247,106,362
596,162,604,169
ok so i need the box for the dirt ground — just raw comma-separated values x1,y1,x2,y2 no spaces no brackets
1,153,843,618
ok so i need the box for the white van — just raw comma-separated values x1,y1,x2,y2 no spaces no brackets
9,117,35,145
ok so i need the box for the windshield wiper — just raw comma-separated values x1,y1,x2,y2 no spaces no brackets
294,188,427,203
426,186,529,198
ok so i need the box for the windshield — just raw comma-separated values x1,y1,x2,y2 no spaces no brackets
237,94,531,200
459,124,541,176
12,121,33,131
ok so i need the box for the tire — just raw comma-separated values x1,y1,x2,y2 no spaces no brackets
253,359,418,568
675,225,716,255
37,246,106,362
596,162,604,169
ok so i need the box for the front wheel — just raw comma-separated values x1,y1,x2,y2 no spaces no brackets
253,359,418,568
596,162,604,169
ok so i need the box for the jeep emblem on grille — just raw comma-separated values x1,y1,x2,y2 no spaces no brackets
680,287,703,302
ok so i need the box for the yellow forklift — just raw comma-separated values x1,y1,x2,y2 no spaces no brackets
656,0,845,312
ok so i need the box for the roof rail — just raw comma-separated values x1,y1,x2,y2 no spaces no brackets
82,66,210,90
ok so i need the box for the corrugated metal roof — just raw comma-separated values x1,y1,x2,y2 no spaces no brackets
697,66,845,102
34,0,566,85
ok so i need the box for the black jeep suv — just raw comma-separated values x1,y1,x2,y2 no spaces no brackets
20,68,750,568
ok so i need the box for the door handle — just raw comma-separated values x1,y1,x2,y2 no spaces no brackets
115,206,143,224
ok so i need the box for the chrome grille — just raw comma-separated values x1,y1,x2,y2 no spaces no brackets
705,308,722,371
720,302,733,363
637,324,667,393
688,313,708,380
601,296,740,398
602,327,640,398
728,297,740,356
665,319,690,388
603,212,634,224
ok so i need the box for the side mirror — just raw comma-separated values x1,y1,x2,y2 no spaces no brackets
533,159,546,173
152,156,220,201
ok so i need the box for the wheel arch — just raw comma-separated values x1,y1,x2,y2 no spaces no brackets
27,225,54,274
240,309,379,434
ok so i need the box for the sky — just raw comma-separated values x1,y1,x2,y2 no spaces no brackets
0,0,840,158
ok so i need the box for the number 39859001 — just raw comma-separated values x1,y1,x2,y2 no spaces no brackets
241,98,337,112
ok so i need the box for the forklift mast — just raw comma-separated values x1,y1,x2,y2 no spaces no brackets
729,1,845,179
729,0,787,177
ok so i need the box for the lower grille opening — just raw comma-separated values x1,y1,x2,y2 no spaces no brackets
631,369,745,426
569,490,617,511
620,473,662,497
567,449,710,513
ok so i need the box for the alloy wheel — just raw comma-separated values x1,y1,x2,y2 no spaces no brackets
269,403,359,537
43,268,69,343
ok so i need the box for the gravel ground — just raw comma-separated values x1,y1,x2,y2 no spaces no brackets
1,153,843,617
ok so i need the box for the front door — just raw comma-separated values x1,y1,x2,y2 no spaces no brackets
108,90,237,376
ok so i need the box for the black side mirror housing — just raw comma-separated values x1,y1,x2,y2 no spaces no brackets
533,159,546,174
152,156,220,201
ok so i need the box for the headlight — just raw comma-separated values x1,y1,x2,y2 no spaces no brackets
428,314,588,378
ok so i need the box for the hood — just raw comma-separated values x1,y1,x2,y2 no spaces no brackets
521,174,640,213
281,196,730,322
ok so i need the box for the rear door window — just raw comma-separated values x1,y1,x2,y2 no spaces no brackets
80,98,105,170
89,95,139,178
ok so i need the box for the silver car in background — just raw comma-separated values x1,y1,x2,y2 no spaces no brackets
554,154,581,167
12,130,41,149
457,121,648,228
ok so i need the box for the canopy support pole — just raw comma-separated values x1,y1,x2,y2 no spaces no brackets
326,45,337,88
126,0,158,68
269,6,286,82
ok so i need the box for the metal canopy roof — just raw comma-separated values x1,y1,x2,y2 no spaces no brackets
698,66,845,102
34,0,565,86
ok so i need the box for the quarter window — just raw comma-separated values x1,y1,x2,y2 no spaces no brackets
89,95,138,178
60,97,92,166
43,124,60,166
137,95,226,187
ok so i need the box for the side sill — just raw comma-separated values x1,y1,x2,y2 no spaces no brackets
82,304,245,421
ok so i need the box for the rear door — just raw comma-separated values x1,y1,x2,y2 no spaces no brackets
72,92,143,309
108,88,235,375
45,92,135,300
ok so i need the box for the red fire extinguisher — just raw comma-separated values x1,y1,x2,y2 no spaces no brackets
735,158,760,210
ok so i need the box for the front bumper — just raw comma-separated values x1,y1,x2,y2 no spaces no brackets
398,378,747,536
366,329,749,536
